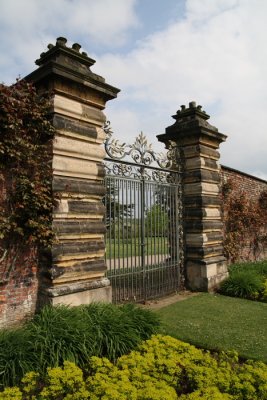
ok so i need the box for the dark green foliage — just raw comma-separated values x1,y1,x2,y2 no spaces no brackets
0,328,36,388
104,179,135,236
79,303,139,361
218,261,267,301
26,305,95,374
228,260,267,277
145,204,169,235
0,303,160,388
79,303,160,361
120,303,160,339
0,80,56,253
219,270,264,300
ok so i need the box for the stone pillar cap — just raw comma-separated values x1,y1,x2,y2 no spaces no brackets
36,36,96,70
173,101,210,121
25,36,120,101
157,101,227,145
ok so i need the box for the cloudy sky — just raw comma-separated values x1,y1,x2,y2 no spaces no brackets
0,0,266,179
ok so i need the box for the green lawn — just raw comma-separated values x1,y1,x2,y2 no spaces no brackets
156,293,267,362
106,237,169,259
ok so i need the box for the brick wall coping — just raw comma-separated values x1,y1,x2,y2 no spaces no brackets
221,165,267,184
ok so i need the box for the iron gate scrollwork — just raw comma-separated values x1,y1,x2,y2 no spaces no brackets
103,122,183,303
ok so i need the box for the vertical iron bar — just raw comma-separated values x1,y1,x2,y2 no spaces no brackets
140,167,146,300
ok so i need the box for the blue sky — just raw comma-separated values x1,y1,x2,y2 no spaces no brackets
0,0,267,179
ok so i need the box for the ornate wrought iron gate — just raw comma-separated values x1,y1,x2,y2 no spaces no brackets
104,124,183,303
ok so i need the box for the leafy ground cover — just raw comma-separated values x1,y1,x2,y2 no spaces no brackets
156,293,267,362
1,335,267,400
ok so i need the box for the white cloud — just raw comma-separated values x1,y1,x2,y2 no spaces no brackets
185,0,240,20
0,0,266,178
0,0,138,44
0,0,138,83
95,0,267,178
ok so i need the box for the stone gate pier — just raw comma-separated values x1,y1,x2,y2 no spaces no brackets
158,102,228,291
26,37,119,306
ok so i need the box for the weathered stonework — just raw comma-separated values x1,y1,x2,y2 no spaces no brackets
158,102,228,291
25,37,119,306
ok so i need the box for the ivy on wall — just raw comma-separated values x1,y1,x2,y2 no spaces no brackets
0,80,56,271
222,179,267,262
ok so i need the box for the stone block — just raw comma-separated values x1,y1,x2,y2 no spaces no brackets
183,169,221,183
53,154,101,180
184,182,219,196
185,207,221,219
53,177,105,196
201,263,217,278
182,144,220,160
51,286,112,306
53,114,99,140
186,232,223,246
185,157,218,171
53,94,106,126
54,134,105,162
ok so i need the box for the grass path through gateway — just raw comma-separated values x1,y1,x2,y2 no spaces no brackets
106,237,169,259
156,293,267,362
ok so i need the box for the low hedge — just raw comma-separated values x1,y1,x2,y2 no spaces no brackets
1,335,267,399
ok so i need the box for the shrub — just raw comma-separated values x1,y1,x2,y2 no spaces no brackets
262,279,267,301
0,303,160,388
218,270,264,300
1,335,267,399
219,260,267,301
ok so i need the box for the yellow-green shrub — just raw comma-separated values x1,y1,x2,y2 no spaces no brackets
262,279,267,301
1,335,267,400
0,387,22,400
179,387,233,399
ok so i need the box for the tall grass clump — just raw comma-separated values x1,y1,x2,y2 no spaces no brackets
26,305,95,374
0,328,36,389
78,303,160,361
120,303,160,339
219,270,264,300
0,302,160,388
228,260,267,277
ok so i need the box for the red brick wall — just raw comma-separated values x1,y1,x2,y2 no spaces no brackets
221,165,267,262
0,174,39,328
221,165,267,200
0,246,38,328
